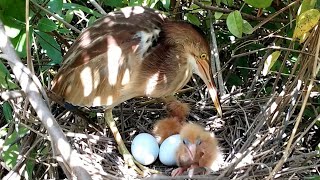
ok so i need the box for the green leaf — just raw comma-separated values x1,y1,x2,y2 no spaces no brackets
149,0,160,8
11,29,33,58
227,10,243,38
227,75,242,86
65,10,74,23
293,9,320,40
103,0,124,7
215,12,223,19
25,150,36,179
227,0,234,6
0,127,7,137
36,31,62,65
242,20,253,34
88,16,97,27
185,13,201,26
298,0,316,16
57,28,71,34
221,0,228,5
216,0,221,6
63,3,102,17
0,0,25,21
129,0,144,6
3,102,13,123
244,0,272,8
262,51,281,76
48,0,63,14
1,127,29,169
4,26,21,38
12,31,27,58
0,15,24,38
0,60,18,89
161,0,170,10
38,18,58,32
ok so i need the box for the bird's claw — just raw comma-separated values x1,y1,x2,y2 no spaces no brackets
119,146,144,175
172,166,210,177
171,167,187,177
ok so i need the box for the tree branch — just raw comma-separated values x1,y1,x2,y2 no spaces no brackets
193,0,289,23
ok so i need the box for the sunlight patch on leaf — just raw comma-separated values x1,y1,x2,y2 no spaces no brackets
1,127,29,169
243,20,253,34
298,0,316,16
215,12,223,19
262,51,281,76
38,18,58,32
244,0,272,8
293,9,320,41
0,61,18,90
185,13,201,26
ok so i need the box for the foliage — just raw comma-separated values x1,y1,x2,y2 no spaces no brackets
0,0,320,179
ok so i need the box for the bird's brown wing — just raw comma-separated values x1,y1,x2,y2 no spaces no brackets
51,6,167,107
61,6,166,69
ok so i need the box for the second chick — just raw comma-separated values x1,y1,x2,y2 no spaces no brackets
153,100,190,143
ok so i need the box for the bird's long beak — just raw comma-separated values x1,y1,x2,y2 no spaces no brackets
186,144,197,161
196,60,222,116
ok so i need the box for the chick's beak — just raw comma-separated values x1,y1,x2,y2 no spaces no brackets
196,59,222,116
186,144,197,161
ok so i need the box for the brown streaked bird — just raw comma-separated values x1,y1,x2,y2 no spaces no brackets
153,100,189,143
51,6,222,173
172,123,222,176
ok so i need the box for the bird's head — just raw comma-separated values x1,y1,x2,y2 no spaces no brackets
164,22,222,116
179,123,205,161
187,36,222,116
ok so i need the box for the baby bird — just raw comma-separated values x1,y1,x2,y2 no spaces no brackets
153,100,190,143
172,123,222,176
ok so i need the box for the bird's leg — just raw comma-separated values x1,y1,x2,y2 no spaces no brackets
104,109,159,175
104,109,143,174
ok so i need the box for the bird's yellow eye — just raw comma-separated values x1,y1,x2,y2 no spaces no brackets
200,53,207,60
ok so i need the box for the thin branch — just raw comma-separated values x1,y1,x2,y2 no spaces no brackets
252,1,300,32
193,0,289,23
26,0,34,74
30,0,81,34
208,11,226,97
267,25,320,179
231,45,314,59
89,0,107,15
0,90,25,100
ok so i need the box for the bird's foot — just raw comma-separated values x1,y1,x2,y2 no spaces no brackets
172,166,210,177
171,167,187,177
187,166,211,176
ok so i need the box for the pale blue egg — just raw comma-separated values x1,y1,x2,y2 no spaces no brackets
159,134,181,166
131,133,159,165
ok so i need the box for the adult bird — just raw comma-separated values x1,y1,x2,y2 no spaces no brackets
51,6,222,173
